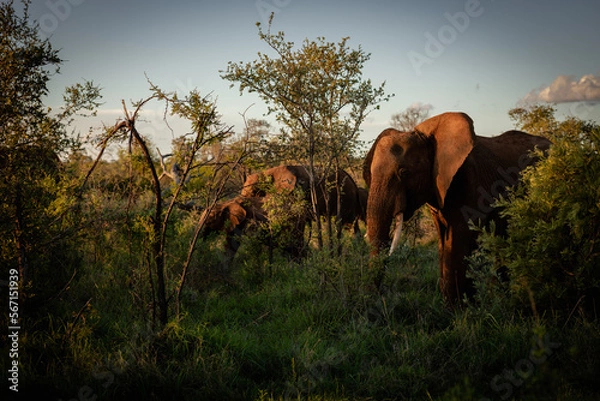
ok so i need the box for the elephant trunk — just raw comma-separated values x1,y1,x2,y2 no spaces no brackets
366,177,408,255
366,188,397,254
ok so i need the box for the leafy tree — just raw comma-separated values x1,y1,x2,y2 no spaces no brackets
508,104,557,138
0,0,100,302
93,85,238,326
390,103,431,132
237,118,280,170
510,103,598,144
222,15,392,247
474,107,600,315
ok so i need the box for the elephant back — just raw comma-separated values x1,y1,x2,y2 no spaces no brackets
241,165,311,199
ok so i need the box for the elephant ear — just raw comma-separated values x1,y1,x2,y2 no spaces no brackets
228,201,247,228
415,112,475,208
241,173,259,197
277,168,298,192
363,129,396,188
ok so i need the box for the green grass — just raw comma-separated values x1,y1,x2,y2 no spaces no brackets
15,235,600,401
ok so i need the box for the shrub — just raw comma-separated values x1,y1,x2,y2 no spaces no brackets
474,119,600,316
262,184,309,256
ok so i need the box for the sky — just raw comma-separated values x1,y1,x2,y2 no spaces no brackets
27,0,600,154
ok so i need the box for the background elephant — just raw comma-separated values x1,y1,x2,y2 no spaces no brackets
200,195,306,260
241,165,310,198
242,165,366,233
318,170,366,234
363,112,551,305
358,187,368,223
200,196,268,260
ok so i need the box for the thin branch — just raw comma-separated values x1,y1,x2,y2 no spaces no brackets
64,297,92,342
76,120,127,198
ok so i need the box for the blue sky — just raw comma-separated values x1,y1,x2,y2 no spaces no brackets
29,0,600,153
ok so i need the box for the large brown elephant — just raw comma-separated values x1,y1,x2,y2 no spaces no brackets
363,112,551,305
242,165,366,232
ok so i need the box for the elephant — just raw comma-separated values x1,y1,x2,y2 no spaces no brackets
357,187,369,225
200,196,268,260
363,112,551,305
242,165,366,233
320,169,366,234
241,165,311,199
199,195,306,259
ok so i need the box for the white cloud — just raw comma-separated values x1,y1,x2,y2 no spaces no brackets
522,74,600,104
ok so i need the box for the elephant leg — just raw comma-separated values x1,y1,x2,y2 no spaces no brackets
430,208,473,306
336,216,343,239
441,230,475,306
291,217,308,258
224,228,243,262
352,218,361,236
431,214,453,301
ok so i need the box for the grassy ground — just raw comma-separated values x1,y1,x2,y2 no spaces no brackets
13,233,600,401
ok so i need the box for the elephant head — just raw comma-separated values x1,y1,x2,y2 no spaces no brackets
364,112,475,254
200,194,308,260
200,197,267,257
240,172,267,197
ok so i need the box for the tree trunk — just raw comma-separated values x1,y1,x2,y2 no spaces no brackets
335,168,343,255
129,122,169,327
307,150,323,250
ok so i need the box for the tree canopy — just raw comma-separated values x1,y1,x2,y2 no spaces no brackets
390,104,431,132
222,15,392,172
222,15,392,247
0,0,101,297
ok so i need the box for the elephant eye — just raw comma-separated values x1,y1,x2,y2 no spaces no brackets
396,168,408,179
390,144,403,156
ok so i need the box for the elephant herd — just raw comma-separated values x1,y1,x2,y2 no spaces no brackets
199,112,551,306
199,165,368,259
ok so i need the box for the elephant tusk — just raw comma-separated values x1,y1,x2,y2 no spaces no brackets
389,214,404,256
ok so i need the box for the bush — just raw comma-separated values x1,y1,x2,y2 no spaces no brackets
474,120,600,316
